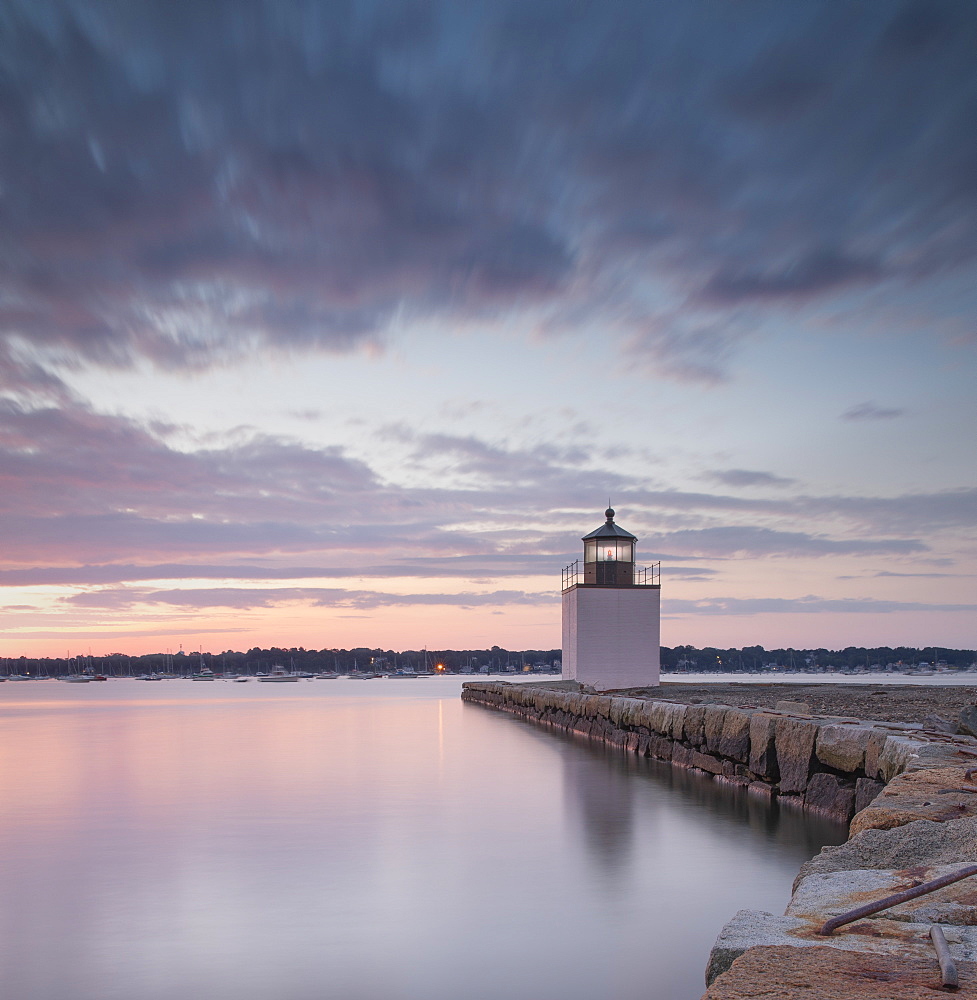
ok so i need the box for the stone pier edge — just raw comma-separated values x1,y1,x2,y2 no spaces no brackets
461,680,977,998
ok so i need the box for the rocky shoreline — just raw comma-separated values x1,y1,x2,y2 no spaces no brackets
461,679,977,998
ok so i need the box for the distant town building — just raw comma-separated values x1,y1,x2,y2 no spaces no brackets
561,508,661,691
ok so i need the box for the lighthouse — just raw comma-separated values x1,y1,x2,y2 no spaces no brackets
561,508,661,691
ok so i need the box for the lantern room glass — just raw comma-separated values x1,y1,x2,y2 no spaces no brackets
585,539,634,563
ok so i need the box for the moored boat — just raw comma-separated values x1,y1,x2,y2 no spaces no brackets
258,665,299,683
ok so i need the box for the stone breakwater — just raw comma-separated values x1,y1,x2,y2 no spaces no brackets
461,681,977,998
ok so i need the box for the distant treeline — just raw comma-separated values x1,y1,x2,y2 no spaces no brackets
2,643,974,675
661,644,975,672
0,645,562,676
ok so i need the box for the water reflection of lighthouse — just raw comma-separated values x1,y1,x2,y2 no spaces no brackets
561,508,661,691
562,741,639,876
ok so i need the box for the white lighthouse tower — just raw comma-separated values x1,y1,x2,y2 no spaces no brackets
561,508,661,691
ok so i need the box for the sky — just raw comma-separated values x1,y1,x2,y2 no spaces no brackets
0,0,975,659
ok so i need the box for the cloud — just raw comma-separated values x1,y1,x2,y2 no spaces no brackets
0,554,569,587
668,595,977,615
0,1,973,388
707,469,796,489
842,402,906,421
873,570,968,579
629,486,975,536
64,586,548,611
797,488,977,534
700,251,880,305
3,627,253,642
2,398,968,581
623,314,750,385
643,527,927,559
839,570,968,580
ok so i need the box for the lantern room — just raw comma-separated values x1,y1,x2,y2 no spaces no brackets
582,508,637,586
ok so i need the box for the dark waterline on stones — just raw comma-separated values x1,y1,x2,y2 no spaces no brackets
0,680,846,1000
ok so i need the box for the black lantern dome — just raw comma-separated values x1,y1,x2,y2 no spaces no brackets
581,508,637,585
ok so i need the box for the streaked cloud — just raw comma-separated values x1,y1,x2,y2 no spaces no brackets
0,1,973,390
642,527,927,560
842,402,906,421
839,571,969,580
64,587,548,611
706,469,796,489
667,596,977,615
0,398,966,579
700,251,879,306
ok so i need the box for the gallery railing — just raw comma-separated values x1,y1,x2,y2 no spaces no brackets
561,560,660,590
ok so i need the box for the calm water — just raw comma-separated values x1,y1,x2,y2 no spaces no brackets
0,678,847,1000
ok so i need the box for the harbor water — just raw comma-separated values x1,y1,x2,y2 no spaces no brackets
0,678,849,1000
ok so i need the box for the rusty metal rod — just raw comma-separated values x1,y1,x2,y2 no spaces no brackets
930,925,959,990
817,864,977,936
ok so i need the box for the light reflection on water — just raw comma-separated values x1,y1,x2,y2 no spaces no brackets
0,680,846,1000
